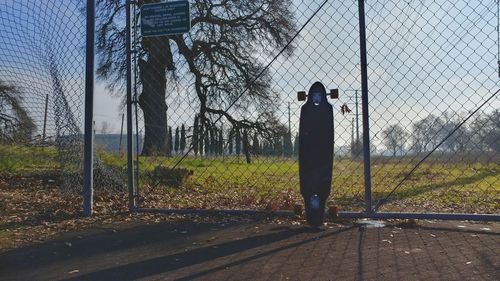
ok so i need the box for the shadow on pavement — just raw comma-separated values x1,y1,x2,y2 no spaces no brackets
1,220,498,281
63,225,352,281
0,220,249,278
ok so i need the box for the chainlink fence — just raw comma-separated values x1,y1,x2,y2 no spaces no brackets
0,0,498,218
0,0,125,194
126,0,499,215
0,0,86,193
365,0,499,214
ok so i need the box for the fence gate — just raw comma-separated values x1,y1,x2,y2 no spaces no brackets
109,0,498,221
3,1,496,220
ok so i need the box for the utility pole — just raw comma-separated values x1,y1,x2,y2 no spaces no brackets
343,89,361,145
342,89,362,158
288,102,291,134
355,90,359,144
351,117,355,146
119,113,124,156
42,94,48,141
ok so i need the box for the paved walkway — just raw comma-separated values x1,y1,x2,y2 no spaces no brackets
0,220,498,280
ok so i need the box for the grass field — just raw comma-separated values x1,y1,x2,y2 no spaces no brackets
0,144,59,172
1,144,499,213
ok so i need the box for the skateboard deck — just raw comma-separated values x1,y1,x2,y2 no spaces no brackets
298,82,334,226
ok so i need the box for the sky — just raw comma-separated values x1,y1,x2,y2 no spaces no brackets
0,0,499,151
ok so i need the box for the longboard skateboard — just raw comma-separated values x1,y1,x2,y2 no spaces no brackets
298,82,337,226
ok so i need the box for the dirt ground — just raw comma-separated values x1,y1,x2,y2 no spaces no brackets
0,218,498,281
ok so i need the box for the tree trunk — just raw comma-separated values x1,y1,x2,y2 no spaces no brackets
243,129,251,164
138,36,173,156
139,58,167,156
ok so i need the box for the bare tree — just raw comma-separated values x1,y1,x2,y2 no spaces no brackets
411,118,429,154
482,110,500,152
469,113,489,151
350,140,363,158
382,124,408,157
174,127,180,153
96,0,297,156
440,112,470,153
180,124,186,153
100,121,111,134
411,114,444,153
0,80,35,142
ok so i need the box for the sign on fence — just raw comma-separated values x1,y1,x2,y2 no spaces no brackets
141,1,191,37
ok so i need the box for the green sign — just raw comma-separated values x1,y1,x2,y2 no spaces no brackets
141,1,191,37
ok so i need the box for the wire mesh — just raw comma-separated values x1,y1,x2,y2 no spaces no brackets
2,0,497,216
0,0,125,193
99,0,498,214
0,0,85,193
116,0,367,212
365,0,499,213
124,0,499,214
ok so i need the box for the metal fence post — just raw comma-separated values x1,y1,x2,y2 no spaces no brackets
358,0,373,214
83,0,95,216
126,0,135,211
42,94,49,141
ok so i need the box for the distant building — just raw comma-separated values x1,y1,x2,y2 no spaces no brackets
94,134,143,153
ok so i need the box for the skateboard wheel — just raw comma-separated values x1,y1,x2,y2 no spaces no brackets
330,89,339,99
297,91,307,101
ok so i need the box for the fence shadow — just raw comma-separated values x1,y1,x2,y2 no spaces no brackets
0,219,249,274
63,225,351,281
